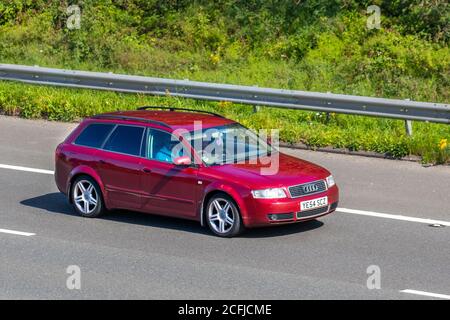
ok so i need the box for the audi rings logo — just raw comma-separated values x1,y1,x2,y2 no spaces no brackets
303,184,319,193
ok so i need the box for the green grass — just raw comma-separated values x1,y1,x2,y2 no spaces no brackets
0,0,449,163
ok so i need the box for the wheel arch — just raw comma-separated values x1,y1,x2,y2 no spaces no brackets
200,186,249,227
67,166,106,206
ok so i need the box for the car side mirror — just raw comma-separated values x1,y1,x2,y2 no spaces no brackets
173,156,191,166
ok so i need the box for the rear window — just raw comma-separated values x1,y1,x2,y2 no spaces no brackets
74,123,115,148
103,125,145,156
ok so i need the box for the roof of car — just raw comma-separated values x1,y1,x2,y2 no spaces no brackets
90,110,236,131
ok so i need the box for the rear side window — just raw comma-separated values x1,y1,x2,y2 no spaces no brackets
74,123,115,148
103,125,145,156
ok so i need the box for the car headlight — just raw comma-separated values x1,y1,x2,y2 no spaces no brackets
326,175,335,188
251,188,287,199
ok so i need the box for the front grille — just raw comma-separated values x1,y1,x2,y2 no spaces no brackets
296,205,329,219
288,180,327,198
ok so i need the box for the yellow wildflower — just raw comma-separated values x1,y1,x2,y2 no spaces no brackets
218,101,232,108
438,138,447,150
209,53,220,65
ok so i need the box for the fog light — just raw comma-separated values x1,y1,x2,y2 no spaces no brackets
268,213,294,221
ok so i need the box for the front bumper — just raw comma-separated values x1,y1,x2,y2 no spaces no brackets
242,185,339,227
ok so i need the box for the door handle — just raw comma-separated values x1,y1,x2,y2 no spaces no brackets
142,168,152,173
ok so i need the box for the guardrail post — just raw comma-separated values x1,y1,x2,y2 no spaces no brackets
404,99,413,136
251,85,260,113
404,120,413,136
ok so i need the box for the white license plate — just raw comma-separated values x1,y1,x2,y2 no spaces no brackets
300,196,328,211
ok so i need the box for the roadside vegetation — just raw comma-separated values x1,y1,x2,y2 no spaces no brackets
0,1,449,163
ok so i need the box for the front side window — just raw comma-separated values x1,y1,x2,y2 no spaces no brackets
186,123,272,165
103,125,145,156
145,129,187,163
74,123,115,148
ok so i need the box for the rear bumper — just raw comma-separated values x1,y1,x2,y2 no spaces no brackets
242,185,339,228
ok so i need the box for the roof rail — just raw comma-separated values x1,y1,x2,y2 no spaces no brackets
137,106,225,118
91,114,171,128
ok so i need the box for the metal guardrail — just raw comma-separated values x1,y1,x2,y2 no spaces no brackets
0,63,449,126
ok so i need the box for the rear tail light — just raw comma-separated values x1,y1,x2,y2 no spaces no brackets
55,143,63,159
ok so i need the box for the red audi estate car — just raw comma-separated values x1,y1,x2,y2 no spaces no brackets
55,107,339,237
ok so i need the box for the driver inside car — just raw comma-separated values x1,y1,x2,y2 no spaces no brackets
154,132,182,162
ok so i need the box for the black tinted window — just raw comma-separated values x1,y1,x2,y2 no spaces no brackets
103,125,145,156
74,123,114,148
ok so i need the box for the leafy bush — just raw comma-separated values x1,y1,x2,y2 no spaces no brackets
0,0,448,164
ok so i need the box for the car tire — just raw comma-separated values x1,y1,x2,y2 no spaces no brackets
206,193,245,237
70,175,105,218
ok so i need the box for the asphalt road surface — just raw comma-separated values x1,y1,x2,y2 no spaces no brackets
0,115,449,299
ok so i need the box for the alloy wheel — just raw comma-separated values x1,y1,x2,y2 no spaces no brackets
73,180,99,215
207,198,236,234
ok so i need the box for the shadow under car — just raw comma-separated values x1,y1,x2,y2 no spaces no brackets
20,192,324,238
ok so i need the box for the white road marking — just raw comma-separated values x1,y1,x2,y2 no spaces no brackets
0,163,54,175
0,228,36,237
400,289,450,300
337,207,450,227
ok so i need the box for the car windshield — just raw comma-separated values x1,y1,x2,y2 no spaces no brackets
185,123,273,165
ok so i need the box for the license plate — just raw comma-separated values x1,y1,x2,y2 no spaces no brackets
300,196,328,211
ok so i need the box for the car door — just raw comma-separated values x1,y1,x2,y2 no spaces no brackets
140,128,199,218
95,124,146,210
